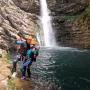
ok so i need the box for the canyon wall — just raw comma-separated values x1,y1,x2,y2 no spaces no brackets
47,0,90,48
0,0,39,50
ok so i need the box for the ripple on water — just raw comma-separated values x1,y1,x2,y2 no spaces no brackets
9,47,90,90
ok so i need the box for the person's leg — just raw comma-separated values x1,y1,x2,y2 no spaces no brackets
12,59,18,73
21,66,26,79
27,64,31,78
27,61,32,78
20,59,26,79
12,52,22,72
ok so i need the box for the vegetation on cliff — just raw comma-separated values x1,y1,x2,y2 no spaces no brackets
72,2,90,48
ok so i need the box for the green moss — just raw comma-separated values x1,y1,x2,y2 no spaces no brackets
75,4,90,24
2,51,10,63
79,4,90,20
85,4,90,17
7,79,21,90
1,51,8,62
8,79,15,90
64,15,79,21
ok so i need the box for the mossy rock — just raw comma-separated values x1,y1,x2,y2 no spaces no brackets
0,49,10,63
0,54,2,58
8,79,21,90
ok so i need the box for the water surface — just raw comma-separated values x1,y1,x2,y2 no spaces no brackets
31,47,90,90
9,47,90,90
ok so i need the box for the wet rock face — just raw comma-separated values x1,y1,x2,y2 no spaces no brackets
71,9,90,48
0,0,89,49
12,0,40,15
47,0,86,14
0,0,39,50
47,0,90,48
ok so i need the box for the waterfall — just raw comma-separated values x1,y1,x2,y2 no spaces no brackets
36,33,41,46
40,0,56,47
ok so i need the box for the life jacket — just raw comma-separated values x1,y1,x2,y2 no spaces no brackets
33,48,39,57
27,49,33,59
30,47,39,62
26,48,36,61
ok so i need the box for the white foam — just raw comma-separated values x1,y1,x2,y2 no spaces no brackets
40,0,56,47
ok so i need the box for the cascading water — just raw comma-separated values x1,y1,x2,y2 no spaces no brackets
40,0,56,47
36,33,41,45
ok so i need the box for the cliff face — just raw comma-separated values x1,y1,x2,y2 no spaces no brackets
12,0,40,15
72,4,90,48
0,0,39,50
0,0,90,49
47,0,90,48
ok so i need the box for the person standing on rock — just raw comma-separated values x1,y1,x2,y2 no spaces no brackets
14,32,32,79
12,31,26,76
21,45,33,79
20,39,39,79
12,31,39,79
